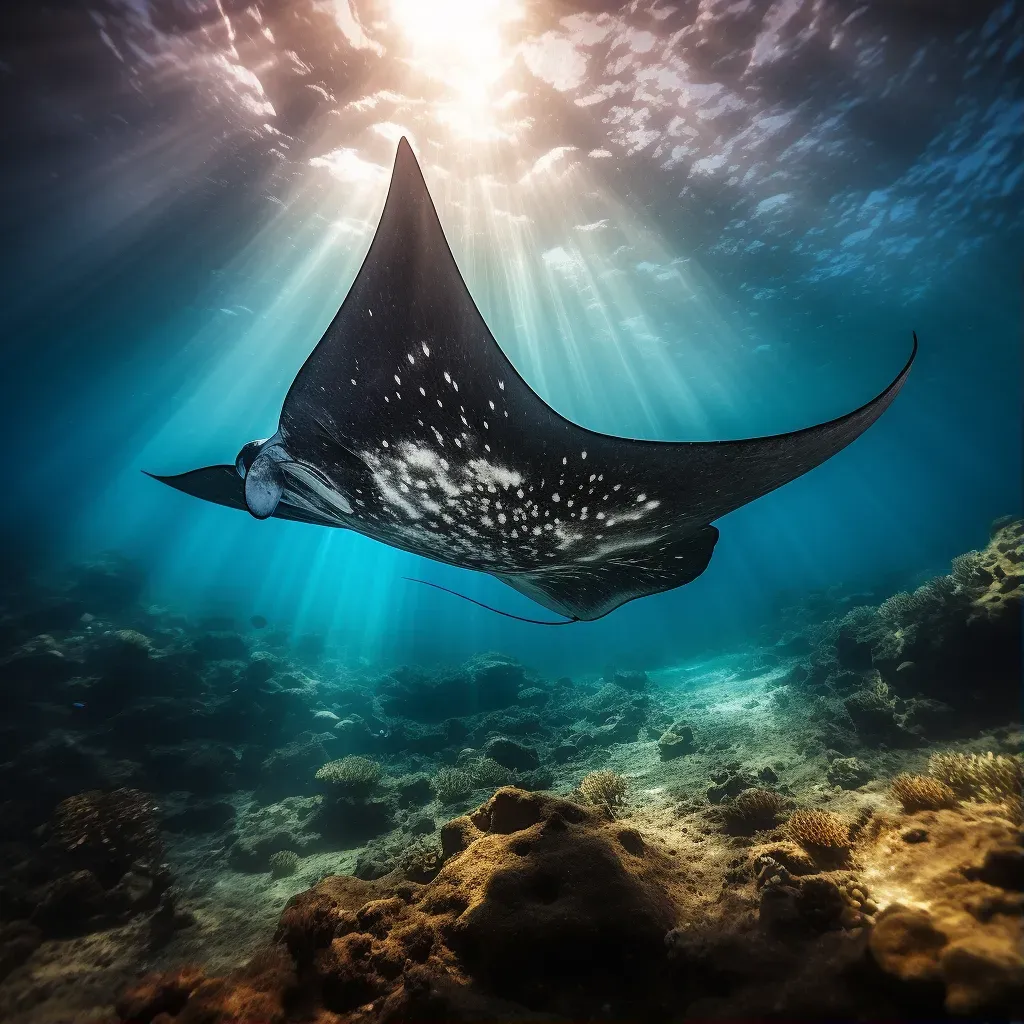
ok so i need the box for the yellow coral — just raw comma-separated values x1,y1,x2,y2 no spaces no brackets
314,756,381,794
785,809,849,851
577,770,628,808
927,751,1023,805
889,774,957,812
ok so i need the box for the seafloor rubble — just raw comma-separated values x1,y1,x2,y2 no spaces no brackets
0,520,1020,1022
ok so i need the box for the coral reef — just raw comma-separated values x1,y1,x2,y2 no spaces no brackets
890,773,958,812
314,755,382,796
576,770,628,808
785,809,850,857
1,528,1020,1023
928,751,1023,805
268,850,300,879
119,789,688,1021
432,766,474,804
721,787,789,834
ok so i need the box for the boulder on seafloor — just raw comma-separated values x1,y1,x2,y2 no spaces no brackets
825,756,873,789
658,721,695,760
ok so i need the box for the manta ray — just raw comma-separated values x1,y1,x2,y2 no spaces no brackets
150,138,916,623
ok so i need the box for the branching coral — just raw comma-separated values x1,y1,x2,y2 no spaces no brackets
315,756,382,796
462,756,514,789
577,770,628,808
950,551,988,592
889,773,958,812
785,809,849,853
432,767,473,805
927,751,1023,805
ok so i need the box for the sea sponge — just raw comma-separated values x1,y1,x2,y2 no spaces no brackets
785,809,849,853
577,770,628,808
315,756,382,796
722,788,789,832
889,773,958,812
927,751,1023,805
432,767,473,805
269,850,300,879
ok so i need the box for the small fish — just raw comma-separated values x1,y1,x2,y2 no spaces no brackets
72,701,86,709
250,615,268,629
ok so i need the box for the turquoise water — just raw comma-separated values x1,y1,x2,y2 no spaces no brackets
1,1,1020,674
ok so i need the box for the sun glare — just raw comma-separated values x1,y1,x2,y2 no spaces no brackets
389,0,524,97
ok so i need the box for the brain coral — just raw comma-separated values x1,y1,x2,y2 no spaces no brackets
315,756,382,795
889,773,958,812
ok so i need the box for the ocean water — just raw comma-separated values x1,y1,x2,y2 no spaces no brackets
1,5,1023,1021
3,1,1020,676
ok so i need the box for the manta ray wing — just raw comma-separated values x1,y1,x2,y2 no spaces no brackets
150,138,916,621
145,467,345,528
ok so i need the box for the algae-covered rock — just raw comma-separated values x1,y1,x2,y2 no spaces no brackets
229,796,323,872
483,737,539,772
658,721,695,760
826,756,872,789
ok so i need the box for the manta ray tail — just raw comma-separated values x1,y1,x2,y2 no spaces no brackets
402,578,579,625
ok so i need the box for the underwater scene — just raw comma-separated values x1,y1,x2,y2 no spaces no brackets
1,1,1022,1021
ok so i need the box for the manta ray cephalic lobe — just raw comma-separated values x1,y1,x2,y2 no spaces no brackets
149,138,917,622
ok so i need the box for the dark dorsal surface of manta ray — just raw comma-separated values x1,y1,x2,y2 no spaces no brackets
150,138,917,622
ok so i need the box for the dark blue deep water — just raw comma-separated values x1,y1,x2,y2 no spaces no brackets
2,0,1021,674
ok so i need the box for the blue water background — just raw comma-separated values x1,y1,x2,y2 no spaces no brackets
1,1,1020,675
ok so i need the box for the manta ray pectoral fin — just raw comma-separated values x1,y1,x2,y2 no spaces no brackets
145,466,250,511
492,525,720,622
144,466,343,528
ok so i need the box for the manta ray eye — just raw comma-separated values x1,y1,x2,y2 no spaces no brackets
235,439,268,478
